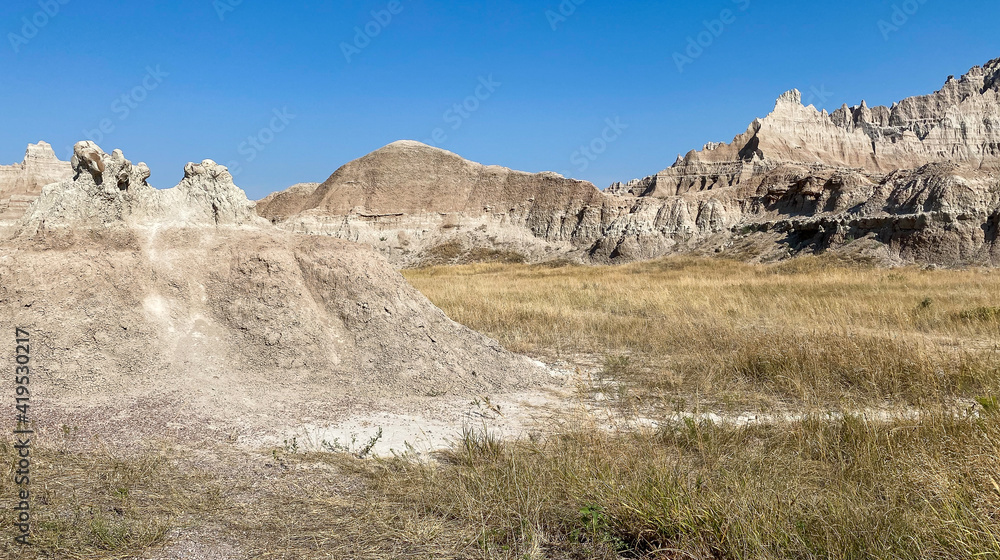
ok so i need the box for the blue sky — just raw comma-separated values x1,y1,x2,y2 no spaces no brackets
1,0,998,199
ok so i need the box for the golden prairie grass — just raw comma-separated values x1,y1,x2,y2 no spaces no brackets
376,256,1000,558
16,416,993,559
404,256,1000,407
362,412,1000,559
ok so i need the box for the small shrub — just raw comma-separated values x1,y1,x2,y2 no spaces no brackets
601,354,634,379
959,306,1000,322
535,257,576,268
423,240,464,264
977,396,999,414
464,248,527,264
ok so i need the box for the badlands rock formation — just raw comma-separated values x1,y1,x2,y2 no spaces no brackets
1,142,547,442
261,58,1000,267
0,141,72,220
606,57,1000,265
258,140,732,265
257,140,617,265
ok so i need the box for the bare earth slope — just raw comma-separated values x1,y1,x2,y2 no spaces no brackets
260,58,1000,267
1,142,548,444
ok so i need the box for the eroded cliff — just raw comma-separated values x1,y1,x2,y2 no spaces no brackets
260,58,1000,267
0,141,72,220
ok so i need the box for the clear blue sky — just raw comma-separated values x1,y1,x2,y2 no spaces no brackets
1,0,997,199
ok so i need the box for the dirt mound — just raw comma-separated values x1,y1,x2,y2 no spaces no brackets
2,142,549,444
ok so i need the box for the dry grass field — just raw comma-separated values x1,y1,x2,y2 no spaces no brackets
404,256,1000,409
391,256,1000,558
4,255,1000,559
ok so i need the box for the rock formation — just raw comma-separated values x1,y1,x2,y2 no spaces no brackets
257,140,618,265
0,141,72,220
261,58,1000,267
604,57,1000,265
1,142,548,442
611,58,1000,198
19,141,264,234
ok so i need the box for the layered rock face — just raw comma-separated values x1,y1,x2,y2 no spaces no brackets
612,58,1000,198
603,57,1000,265
257,140,628,265
2,142,547,442
0,141,72,220
262,58,1000,267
